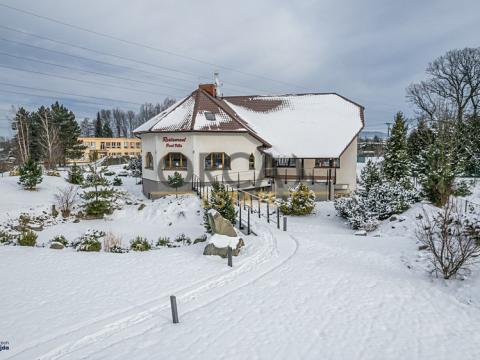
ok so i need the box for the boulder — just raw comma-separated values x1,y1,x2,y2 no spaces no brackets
27,222,43,231
207,209,237,237
354,230,367,236
389,215,398,222
50,241,65,250
203,234,244,258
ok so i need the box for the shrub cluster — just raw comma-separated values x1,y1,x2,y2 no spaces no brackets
76,229,104,252
130,236,151,251
18,229,37,246
277,183,315,215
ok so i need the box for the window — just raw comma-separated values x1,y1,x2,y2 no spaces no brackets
124,142,128,148
205,112,216,121
205,152,230,170
145,152,154,169
164,152,187,169
136,143,141,149
274,158,296,167
315,158,340,168
106,142,111,148
249,154,255,170
100,142,105,150
130,143,135,149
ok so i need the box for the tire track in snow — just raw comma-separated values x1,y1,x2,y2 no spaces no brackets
17,222,296,360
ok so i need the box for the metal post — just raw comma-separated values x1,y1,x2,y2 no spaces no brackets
253,171,256,186
465,200,468,212
250,195,253,213
237,191,240,206
243,192,246,211
239,205,243,229
285,168,287,184
312,167,315,185
170,295,179,324
227,246,233,267
277,210,280,229
247,209,250,235
267,202,270,223
258,198,261,218
283,216,287,231
237,172,240,188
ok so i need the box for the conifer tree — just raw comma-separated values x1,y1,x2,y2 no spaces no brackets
94,113,103,137
407,118,434,180
278,182,315,215
359,160,381,193
18,157,43,190
51,102,85,164
203,181,236,232
102,120,113,138
81,164,114,217
68,163,84,184
383,112,411,184
167,171,184,198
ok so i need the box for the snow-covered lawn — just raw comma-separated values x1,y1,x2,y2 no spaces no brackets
1,171,480,359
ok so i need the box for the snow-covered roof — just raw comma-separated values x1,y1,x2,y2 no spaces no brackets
224,94,364,158
134,86,364,158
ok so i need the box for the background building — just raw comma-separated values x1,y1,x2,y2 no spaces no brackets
76,137,141,163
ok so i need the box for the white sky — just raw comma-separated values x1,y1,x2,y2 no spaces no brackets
0,0,479,137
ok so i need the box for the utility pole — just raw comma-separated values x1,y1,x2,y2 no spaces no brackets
384,122,392,137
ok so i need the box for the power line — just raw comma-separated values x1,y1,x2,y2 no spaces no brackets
0,27,270,93
0,81,150,106
0,36,201,87
0,88,142,108
0,3,306,90
0,63,183,98
0,51,190,92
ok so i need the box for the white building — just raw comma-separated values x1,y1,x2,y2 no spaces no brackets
134,84,364,199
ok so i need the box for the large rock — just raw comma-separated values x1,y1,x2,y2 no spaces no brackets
203,234,244,258
207,209,237,237
50,241,65,250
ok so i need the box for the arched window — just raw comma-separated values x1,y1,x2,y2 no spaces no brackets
145,152,153,169
205,152,231,170
164,152,187,170
249,153,255,170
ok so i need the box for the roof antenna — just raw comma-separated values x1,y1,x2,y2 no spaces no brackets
214,71,223,97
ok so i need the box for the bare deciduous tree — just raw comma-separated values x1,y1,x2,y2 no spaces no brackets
37,107,61,170
103,231,122,252
417,200,480,279
55,186,79,218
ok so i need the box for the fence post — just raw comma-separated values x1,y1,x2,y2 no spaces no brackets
277,209,280,229
285,168,287,184
465,199,468,212
250,195,253,213
243,192,246,211
258,198,261,218
253,171,256,186
283,216,287,231
267,202,270,223
237,172,240,188
247,209,251,235
170,295,179,324
239,205,243,229
237,191,240,206
227,246,233,267
312,167,315,185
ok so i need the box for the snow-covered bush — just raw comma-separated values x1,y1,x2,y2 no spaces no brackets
46,170,61,177
18,230,37,246
453,180,472,197
81,164,115,217
130,236,151,251
193,234,207,244
335,161,419,231
76,229,104,252
278,182,315,215
0,230,15,245
417,200,480,279
68,163,83,185
112,177,123,186
175,233,191,245
156,236,171,247
51,235,68,247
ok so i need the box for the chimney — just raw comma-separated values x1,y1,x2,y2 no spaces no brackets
199,83,216,97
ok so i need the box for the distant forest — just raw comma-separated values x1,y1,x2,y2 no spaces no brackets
80,98,176,138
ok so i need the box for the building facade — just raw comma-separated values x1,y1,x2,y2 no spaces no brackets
76,137,141,163
134,84,364,199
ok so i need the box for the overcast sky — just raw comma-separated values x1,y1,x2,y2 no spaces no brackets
0,0,479,137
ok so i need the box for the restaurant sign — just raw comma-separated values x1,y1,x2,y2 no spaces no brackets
163,137,186,148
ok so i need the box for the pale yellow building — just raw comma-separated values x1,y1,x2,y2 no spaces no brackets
76,137,141,163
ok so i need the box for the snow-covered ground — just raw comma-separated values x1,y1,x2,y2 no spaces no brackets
1,169,480,359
